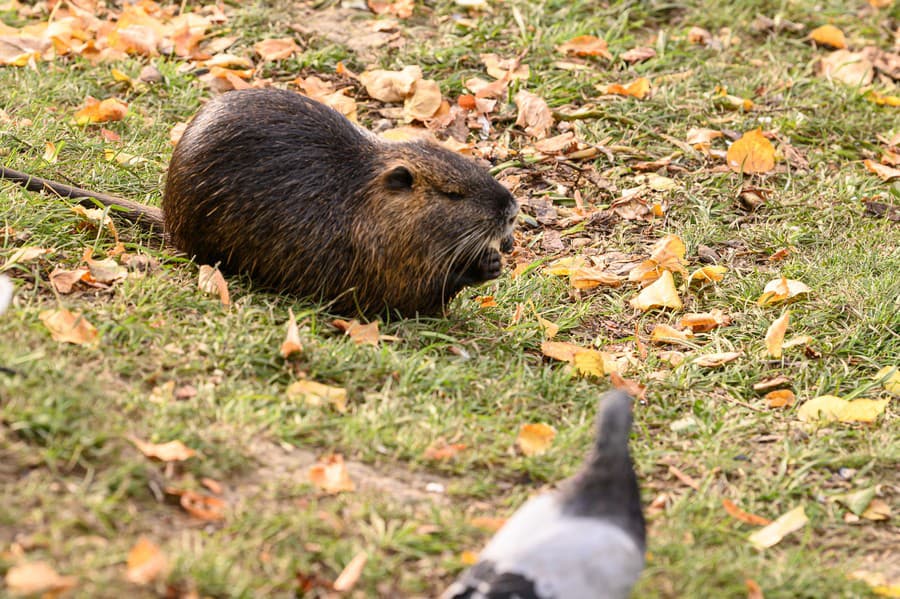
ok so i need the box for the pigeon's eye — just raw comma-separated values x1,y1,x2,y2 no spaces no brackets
446,191,465,201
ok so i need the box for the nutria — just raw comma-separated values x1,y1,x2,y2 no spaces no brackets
1,89,518,316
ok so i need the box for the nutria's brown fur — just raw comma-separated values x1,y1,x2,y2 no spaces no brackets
1,89,518,316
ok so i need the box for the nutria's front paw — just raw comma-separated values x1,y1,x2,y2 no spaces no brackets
477,247,502,281
499,234,514,254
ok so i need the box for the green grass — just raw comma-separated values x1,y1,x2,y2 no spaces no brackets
2,0,898,597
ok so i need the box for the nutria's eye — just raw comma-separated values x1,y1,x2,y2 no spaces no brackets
385,166,414,191
446,192,465,201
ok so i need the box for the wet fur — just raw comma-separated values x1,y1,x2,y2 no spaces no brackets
164,89,517,316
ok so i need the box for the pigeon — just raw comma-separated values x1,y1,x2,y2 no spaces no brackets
441,390,645,599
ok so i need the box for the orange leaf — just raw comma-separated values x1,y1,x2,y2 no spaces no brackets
39,308,99,345
746,578,765,599
650,324,694,345
126,537,168,585
678,309,732,332
609,371,647,401
757,277,810,306
723,499,773,526
128,436,197,462
765,311,790,358
571,267,623,289
175,489,226,521
606,77,650,99
540,340,582,362
424,440,467,461
688,265,728,285
254,37,300,61
809,25,846,49
726,129,775,174
516,423,556,456
514,90,553,139
5,562,77,596
469,516,507,532
765,389,796,408
308,454,355,493
74,96,128,125
864,159,900,181
476,295,498,308
333,318,381,346
557,35,612,59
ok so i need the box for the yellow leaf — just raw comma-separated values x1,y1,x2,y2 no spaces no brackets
688,265,727,285
198,265,230,307
126,537,168,585
875,366,900,394
128,436,197,462
686,127,724,151
39,308,99,345
74,96,128,125
308,454,355,493
5,562,77,596
630,270,682,311
280,309,303,358
460,550,480,565
748,505,808,549
286,380,348,413
557,35,612,59
866,90,900,107
572,348,609,376
333,551,367,592
849,570,900,597
765,311,790,358
650,234,686,268
757,276,810,306
809,24,846,49
861,498,891,521
650,324,694,345
695,351,743,367
544,256,587,276
541,340,582,362
726,128,776,174
516,423,556,456
537,316,559,339
606,77,650,99
476,295,498,308
797,395,889,424
570,266,622,289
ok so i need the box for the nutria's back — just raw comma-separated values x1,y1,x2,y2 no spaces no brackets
164,89,517,315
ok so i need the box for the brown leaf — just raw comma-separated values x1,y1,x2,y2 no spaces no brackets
864,159,900,181
198,265,230,306
765,311,790,358
333,551,367,592
39,308,99,345
332,318,380,346
49,267,90,293
514,90,553,139
516,423,556,456
128,436,197,462
556,35,612,59
726,129,775,174
309,454,355,493
678,309,732,333
171,489,226,521
83,248,127,284
5,562,77,596
404,78,442,121
254,37,300,61
359,65,421,102
2,245,50,268
621,46,656,63
480,53,529,80
746,578,765,599
695,351,743,367
368,0,414,18
765,389,796,408
816,50,874,86
723,499,773,526
280,308,303,358
570,266,623,289
423,440,467,460
126,537,168,585
609,371,647,401
540,340,581,362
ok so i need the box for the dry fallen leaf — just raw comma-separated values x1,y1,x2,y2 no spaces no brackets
423,440,467,460
309,454,355,493
541,340,582,363
765,389,796,408
861,499,891,521
573,349,616,377
476,295,498,308
864,159,900,181
570,267,623,289
359,65,422,102
198,265,230,306
74,96,128,125
49,267,90,294
816,50,874,86
253,37,299,61
809,25,846,49
536,315,559,339
83,248,127,285
678,309,732,333
126,537,168,585
748,505,808,549
609,371,647,401
746,579,764,599
765,311,790,358
849,570,900,597
332,318,381,346
686,127,724,151
757,277,810,306
514,90,553,139
333,551,368,592
286,379,348,413
280,309,303,358
606,77,650,99
630,270,683,311
695,351,743,367
874,366,899,394
556,35,612,59
480,53,529,80
5,562,77,596
39,308,99,345
797,395,889,424
516,423,556,456
128,436,197,461
1,245,50,269
722,499,773,526
404,78,443,121
727,129,776,174
688,265,728,285
169,488,226,521
650,324,694,345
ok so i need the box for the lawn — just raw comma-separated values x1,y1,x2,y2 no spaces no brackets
1,0,898,597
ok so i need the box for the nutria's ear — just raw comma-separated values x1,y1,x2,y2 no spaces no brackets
384,165,414,191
